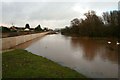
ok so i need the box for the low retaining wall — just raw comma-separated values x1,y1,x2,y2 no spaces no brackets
1,32,49,50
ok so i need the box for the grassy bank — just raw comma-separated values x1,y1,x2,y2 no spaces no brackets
2,49,87,78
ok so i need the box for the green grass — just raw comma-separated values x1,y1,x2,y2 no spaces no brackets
2,49,87,78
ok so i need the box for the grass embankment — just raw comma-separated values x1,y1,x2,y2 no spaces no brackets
2,49,86,78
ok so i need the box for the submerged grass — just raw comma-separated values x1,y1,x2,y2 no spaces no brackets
2,49,87,78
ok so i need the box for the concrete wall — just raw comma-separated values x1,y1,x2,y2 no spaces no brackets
1,32,49,50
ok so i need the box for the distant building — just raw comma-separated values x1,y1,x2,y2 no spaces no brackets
10,26,25,32
8,25,36,32
30,28,35,32
24,28,30,31
18,27,25,31
10,26,17,31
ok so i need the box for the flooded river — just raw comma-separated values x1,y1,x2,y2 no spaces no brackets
16,34,118,78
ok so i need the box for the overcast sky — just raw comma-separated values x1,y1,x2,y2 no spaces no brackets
0,0,119,29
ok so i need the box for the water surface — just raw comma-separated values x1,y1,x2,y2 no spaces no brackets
24,34,118,78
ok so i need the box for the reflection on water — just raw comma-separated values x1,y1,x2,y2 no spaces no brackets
18,34,118,78
71,37,118,63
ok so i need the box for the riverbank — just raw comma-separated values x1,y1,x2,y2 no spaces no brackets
1,32,49,50
61,33,120,39
2,49,87,78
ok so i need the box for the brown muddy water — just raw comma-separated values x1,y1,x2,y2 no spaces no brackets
15,34,119,78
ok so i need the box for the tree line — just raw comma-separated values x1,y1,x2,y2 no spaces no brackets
61,10,120,38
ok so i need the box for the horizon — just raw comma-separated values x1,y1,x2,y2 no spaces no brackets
1,0,119,29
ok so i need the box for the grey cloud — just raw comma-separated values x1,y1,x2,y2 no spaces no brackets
28,2,80,20
1,1,118,29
